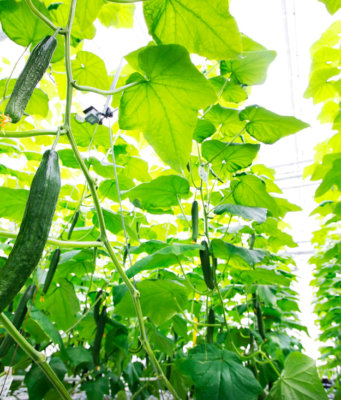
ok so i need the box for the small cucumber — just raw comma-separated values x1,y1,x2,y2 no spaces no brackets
199,240,214,290
94,290,103,325
43,249,61,294
0,284,36,358
206,308,215,344
0,150,61,313
5,36,57,123
67,210,80,240
191,200,199,242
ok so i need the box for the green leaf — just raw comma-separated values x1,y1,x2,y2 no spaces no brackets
147,324,175,356
64,347,93,368
221,50,276,85
99,177,134,202
232,175,280,216
126,175,190,213
214,203,267,223
202,141,260,172
143,0,242,60
126,243,202,278
82,377,110,400
29,308,63,347
193,119,216,143
0,0,52,46
26,88,49,118
180,344,261,400
209,77,248,104
93,208,138,241
0,187,29,222
56,249,95,277
44,278,80,331
315,158,341,197
240,106,309,144
58,149,79,169
119,44,216,172
98,2,135,28
115,280,189,325
269,352,328,400
73,0,104,39
25,357,67,400
211,239,265,267
318,0,341,14
72,51,110,90
231,267,291,286
206,105,246,138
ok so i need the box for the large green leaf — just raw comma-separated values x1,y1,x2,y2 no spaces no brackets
143,0,242,60
209,77,248,104
240,106,309,144
0,0,52,46
115,280,189,325
119,44,216,172
126,175,190,213
126,243,202,278
72,51,110,90
211,239,265,267
98,2,135,28
180,344,261,400
221,50,276,85
232,175,280,216
269,352,328,400
0,187,29,222
214,203,267,223
44,278,80,331
202,141,260,173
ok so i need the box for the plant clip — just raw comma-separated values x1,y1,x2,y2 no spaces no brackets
78,106,114,125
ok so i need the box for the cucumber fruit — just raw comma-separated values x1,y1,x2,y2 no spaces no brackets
0,150,61,313
199,240,215,290
0,284,36,358
191,200,199,242
43,249,61,294
5,36,57,123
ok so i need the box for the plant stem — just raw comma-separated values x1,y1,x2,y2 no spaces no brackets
24,0,66,34
0,230,103,249
25,0,65,34
71,80,139,96
0,313,71,400
1,130,61,138
62,2,180,398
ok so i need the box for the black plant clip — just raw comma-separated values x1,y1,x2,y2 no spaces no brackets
82,106,114,125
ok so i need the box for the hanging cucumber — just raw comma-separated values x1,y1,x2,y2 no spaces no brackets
93,306,107,366
206,308,215,344
0,150,61,314
199,240,215,290
5,35,57,123
67,210,80,240
191,200,199,242
43,249,61,294
0,284,36,358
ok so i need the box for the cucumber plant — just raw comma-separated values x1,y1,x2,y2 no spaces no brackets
0,0,334,399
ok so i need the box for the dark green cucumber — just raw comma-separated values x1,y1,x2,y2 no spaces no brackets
93,306,107,366
0,284,36,358
67,210,80,240
199,240,214,290
5,36,57,123
94,290,103,325
206,308,215,344
42,249,61,294
0,150,61,313
191,200,199,242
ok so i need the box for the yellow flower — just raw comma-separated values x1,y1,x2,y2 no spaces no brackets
0,112,11,132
